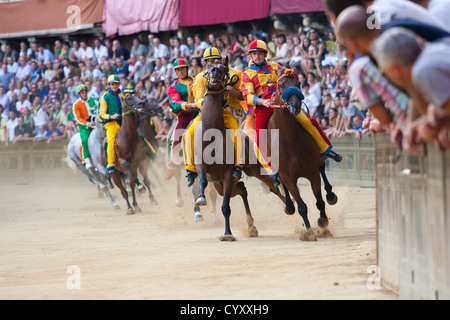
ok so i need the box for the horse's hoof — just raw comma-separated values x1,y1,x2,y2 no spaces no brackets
175,199,184,207
284,205,295,215
134,206,142,213
195,196,207,206
300,228,317,242
126,208,135,215
138,185,146,194
194,212,203,222
318,217,329,228
113,204,120,210
326,193,338,205
248,226,259,237
150,199,158,206
218,234,236,241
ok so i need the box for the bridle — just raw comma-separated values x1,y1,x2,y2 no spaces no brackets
203,61,239,95
275,69,309,116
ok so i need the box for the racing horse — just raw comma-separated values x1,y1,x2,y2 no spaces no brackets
269,68,338,241
193,57,286,241
66,112,120,209
105,91,158,214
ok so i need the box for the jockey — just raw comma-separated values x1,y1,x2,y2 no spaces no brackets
241,40,342,187
99,74,124,174
181,47,244,187
165,58,199,180
72,84,99,169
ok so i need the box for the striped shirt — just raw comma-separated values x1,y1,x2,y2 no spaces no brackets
349,55,408,129
241,61,282,108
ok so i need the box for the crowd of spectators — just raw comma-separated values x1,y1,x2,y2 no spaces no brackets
0,14,379,148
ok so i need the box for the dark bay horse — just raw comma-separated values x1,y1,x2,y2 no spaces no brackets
269,68,338,241
106,92,158,214
194,57,286,241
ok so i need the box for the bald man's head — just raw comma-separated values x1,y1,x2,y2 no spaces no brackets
336,5,380,55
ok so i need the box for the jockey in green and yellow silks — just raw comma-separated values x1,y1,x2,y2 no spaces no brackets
99,75,124,173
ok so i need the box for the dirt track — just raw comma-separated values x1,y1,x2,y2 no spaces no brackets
0,165,397,300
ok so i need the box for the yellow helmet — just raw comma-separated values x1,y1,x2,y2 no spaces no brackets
203,47,222,61
107,74,120,84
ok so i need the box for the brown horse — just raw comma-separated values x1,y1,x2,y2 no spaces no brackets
193,57,286,241
106,92,158,214
268,68,338,241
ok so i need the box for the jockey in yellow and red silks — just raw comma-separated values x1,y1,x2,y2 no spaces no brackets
181,47,245,187
241,40,342,187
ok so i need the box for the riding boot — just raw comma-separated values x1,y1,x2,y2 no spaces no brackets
107,166,115,174
85,158,92,170
232,166,242,182
186,170,198,187
326,150,343,162
272,172,281,188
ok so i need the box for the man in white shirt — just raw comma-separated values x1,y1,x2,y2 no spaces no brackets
37,43,55,64
5,110,18,145
15,56,31,83
152,37,170,61
78,39,95,62
302,82,320,116
16,92,32,113
6,56,18,74
93,38,109,65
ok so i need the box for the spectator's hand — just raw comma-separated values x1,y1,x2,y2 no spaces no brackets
385,122,402,148
369,119,385,133
404,121,426,155
434,128,450,152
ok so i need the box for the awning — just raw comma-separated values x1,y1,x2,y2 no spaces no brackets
102,0,179,37
0,0,104,39
270,0,325,14
179,0,270,27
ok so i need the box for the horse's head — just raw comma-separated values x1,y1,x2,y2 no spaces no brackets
203,56,230,92
276,68,305,116
140,98,163,118
124,89,144,113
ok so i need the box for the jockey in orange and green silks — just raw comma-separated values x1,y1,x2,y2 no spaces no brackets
73,84,98,170
99,75,124,174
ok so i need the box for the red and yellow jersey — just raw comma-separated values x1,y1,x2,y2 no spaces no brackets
241,61,282,108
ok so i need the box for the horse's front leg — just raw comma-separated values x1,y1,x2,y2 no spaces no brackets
232,181,258,237
195,169,208,206
123,160,145,194
111,171,134,215
319,164,338,205
174,167,184,207
281,174,316,241
219,171,235,241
